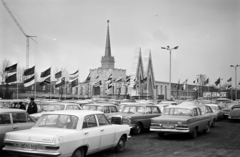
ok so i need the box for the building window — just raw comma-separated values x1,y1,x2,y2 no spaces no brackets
165,86,167,99
161,85,163,95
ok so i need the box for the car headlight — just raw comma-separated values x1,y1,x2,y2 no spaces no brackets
54,136,64,145
4,133,10,140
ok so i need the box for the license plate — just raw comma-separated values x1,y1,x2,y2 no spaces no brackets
21,143,37,149
162,124,174,129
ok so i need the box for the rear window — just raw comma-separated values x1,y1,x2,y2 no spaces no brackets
163,108,192,116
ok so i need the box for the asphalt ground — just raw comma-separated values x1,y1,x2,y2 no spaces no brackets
1,119,240,157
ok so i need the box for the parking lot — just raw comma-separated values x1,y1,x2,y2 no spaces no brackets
1,119,240,157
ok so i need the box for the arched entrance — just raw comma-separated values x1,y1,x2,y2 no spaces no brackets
92,86,100,95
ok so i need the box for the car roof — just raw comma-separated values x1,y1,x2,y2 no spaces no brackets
0,108,26,113
47,102,80,105
205,103,219,106
121,103,154,106
42,110,103,117
159,101,177,104
84,103,117,107
165,105,199,110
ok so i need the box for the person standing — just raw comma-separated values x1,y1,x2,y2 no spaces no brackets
27,98,37,114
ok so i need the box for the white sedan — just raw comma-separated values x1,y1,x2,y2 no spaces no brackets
3,110,131,157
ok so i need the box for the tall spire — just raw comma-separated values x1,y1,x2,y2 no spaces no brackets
101,20,115,69
105,20,111,56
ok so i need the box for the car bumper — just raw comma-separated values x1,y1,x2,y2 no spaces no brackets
228,116,240,119
150,128,190,133
3,147,61,157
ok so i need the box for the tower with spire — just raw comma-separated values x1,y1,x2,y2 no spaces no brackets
101,20,115,69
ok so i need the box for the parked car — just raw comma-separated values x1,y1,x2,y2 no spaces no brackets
3,110,130,156
228,105,240,120
221,102,238,118
29,102,82,121
150,105,211,139
215,98,232,108
0,99,28,109
83,103,119,114
156,101,178,112
107,103,161,135
205,103,225,121
0,109,35,148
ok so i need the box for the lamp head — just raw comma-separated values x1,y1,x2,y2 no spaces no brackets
173,46,179,49
230,65,234,67
161,47,166,49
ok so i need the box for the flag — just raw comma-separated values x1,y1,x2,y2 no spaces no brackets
40,68,51,78
140,77,147,83
175,79,180,90
108,74,113,81
94,80,102,87
193,80,196,83
226,84,232,90
85,73,91,82
182,79,188,84
204,78,209,85
238,82,240,88
126,75,130,82
197,78,199,83
5,73,17,83
95,75,99,79
108,80,113,89
24,75,35,87
193,87,198,91
227,77,232,82
23,66,35,76
116,77,122,82
55,71,62,79
5,63,17,73
55,77,65,88
215,78,220,86
69,70,79,81
71,79,78,87
39,76,50,86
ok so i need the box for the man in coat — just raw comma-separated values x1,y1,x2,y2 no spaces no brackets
27,98,38,114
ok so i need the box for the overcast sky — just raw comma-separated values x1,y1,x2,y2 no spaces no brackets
1,0,239,87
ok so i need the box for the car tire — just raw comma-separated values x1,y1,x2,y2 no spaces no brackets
115,136,126,152
157,132,165,138
133,123,142,135
190,128,197,139
72,148,84,157
203,122,211,134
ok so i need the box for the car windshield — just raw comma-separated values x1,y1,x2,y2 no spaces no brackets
209,106,218,111
36,114,78,129
83,105,98,110
163,108,192,116
122,106,145,114
42,104,65,112
232,108,240,110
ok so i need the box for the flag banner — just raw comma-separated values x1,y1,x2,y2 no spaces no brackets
5,73,17,83
69,74,78,81
193,80,196,83
55,77,65,88
175,79,180,90
126,75,130,82
215,78,220,86
71,79,78,87
85,73,91,82
204,78,209,85
5,63,17,73
108,74,112,81
227,77,232,82
140,77,147,83
108,81,113,89
193,87,198,91
116,77,122,82
40,68,51,78
39,76,50,86
70,70,78,75
55,71,62,79
226,85,232,90
23,66,35,76
94,80,102,87
95,75,99,79
182,79,188,84
24,75,35,87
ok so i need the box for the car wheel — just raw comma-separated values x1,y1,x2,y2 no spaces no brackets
157,132,165,138
115,136,126,152
190,128,197,139
203,122,210,134
72,148,84,157
133,123,142,135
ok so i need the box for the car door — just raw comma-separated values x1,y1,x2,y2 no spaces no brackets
0,113,13,147
12,112,35,131
196,108,207,131
96,114,115,150
82,114,101,153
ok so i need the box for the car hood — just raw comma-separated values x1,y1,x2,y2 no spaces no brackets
6,128,73,143
230,110,240,116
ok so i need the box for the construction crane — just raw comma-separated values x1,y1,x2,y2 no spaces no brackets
2,0,37,69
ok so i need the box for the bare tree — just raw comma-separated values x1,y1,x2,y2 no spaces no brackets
0,59,11,83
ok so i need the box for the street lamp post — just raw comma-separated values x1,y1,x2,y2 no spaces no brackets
230,65,239,100
161,46,179,100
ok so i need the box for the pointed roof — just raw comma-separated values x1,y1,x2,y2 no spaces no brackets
105,20,111,57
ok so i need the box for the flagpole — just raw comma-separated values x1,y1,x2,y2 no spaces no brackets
17,61,18,99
